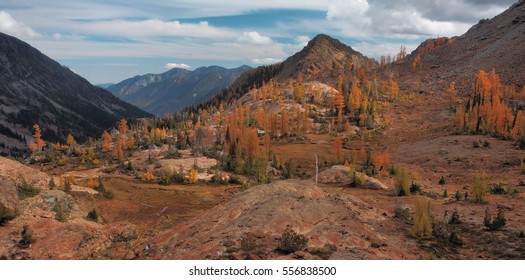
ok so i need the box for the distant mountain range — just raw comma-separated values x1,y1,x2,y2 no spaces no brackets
96,83,115,89
107,65,252,115
0,32,151,156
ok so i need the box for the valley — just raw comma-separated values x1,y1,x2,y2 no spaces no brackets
1,0,525,261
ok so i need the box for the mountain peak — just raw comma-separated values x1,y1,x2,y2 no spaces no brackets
276,34,374,81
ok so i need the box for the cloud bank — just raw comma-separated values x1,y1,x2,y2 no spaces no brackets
165,63,191,70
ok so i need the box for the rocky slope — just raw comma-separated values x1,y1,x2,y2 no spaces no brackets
0,156,138,260
136,179,418,260
108,65,251,115
276,34,376,82
0,32,151,156
392,0,525,94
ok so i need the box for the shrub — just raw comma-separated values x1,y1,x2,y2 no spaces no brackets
160,168,173,185
277,227,308,253
18,225,33,249
490,183,507,195
94,178,114,199
443,190,448,198
48,178,56,190
518,230,525,238
409,196,433,239
409,182,422,194
171,171,185,184
449,232,463,246
210,173,228,185
54,205,68,222
472,172,489,204
483,140,490,148
64,179,72,193
283,159,296,179
229,175,242,185
395,168,410,196
141,171,156,182
17,179,40,199
394,206,410,219
0,204,16,226
455,190,462,201
86,208,98,222
101,189,114,199
438,176,446,185
389,165,397,176
484,208,506,231
188,168,199,184
164,151,181,159
449,208,461,224
349,169,366,188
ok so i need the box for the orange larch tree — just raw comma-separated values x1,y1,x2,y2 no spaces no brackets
387,79,399,99
30,124,46,153
118,118,129,134
113,134,125,162
66,133,76,147
102,130,112,151
412,53,422,70
444,82,459,109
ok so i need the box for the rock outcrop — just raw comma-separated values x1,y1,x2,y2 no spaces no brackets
136,179,412,260
317,165,388,190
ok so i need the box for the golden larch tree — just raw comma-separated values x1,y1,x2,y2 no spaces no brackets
410,196,433,238
118,118,129,134
66,133,76,147
30,124,46,153
102,130,112,151
412,53,422,70
113,134,125,162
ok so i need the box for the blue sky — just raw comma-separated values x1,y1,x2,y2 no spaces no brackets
0,0,516,84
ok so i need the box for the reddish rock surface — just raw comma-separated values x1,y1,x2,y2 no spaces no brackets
136,179,416,260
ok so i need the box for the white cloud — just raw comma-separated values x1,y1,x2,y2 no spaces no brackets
327,0,369,21
251,57,282,64
165,63,191,70
294,35,310,46
237,31,273,45
80,19,236,39
0,10,42,39
325,0,508,38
